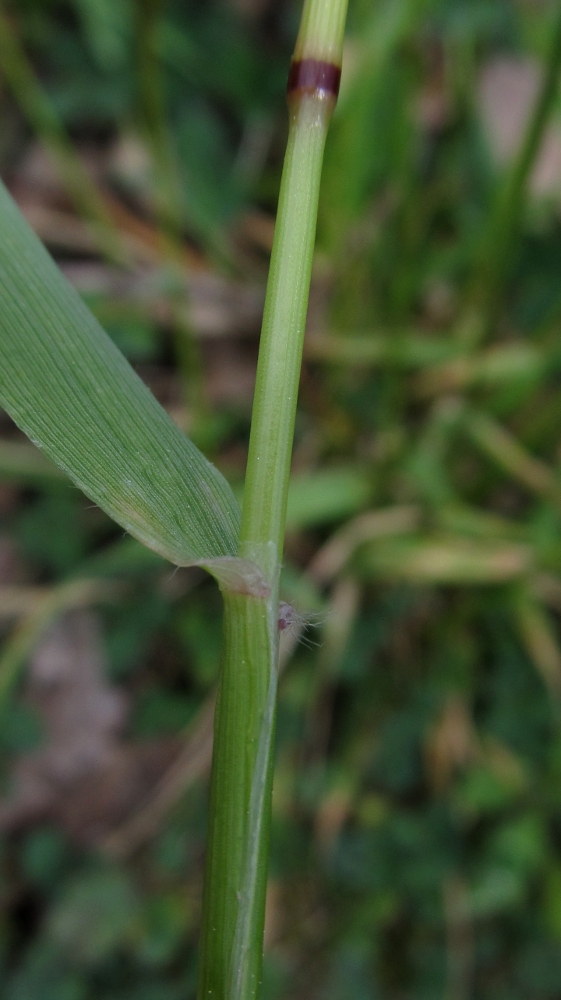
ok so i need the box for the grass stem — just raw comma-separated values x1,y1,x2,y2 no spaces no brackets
196,1,349,997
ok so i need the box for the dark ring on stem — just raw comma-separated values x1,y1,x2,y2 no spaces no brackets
287,58,341,100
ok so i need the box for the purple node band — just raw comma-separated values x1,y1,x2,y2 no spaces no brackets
287,58,341,100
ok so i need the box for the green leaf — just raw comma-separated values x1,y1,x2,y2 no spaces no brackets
0,179,240,567
285,465,373,530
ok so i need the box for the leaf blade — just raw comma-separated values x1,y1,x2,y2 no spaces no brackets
0,179,240,564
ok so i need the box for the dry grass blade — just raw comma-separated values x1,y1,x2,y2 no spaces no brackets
0,578,122,711
466,411,561,505
515,593,561,703
360,536,532,584
308,505,420,584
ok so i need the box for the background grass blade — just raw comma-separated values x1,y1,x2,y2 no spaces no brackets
0,179,240,565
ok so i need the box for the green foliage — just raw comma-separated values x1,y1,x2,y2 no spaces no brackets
0,178,240,565
3,0,561,997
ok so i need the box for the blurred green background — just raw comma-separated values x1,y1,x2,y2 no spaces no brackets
2,0,561,997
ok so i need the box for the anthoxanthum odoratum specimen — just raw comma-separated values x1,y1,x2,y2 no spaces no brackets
197,2,349,998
